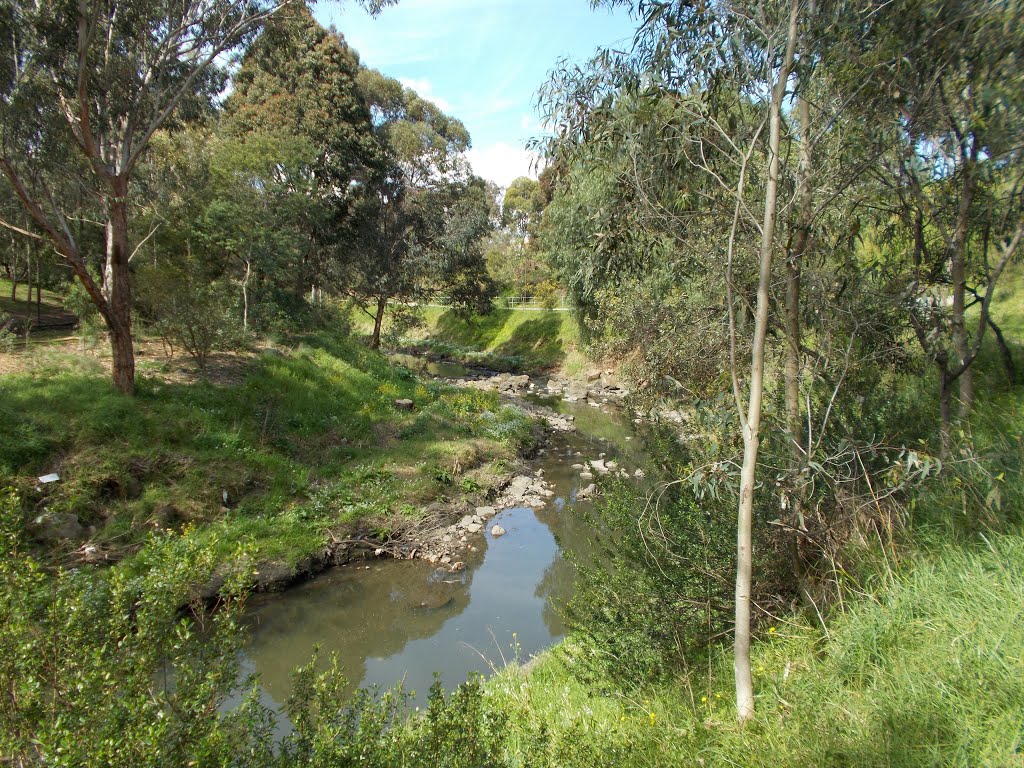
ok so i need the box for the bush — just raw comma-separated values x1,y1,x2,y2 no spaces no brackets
136,264,242,368
0,490,268,766
563,479,738,684
0,313,15,352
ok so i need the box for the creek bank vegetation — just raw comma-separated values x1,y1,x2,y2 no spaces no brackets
2,0,1024,765
0,332,553,589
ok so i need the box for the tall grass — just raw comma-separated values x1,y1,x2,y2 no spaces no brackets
486,532,1024,766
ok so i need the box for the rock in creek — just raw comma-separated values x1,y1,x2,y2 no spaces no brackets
491,524,506,537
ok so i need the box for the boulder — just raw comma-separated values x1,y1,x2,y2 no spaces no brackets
490,524,506,537
576,483,597,500
563,381,590,402
31,512,84,542
475,506,497,519
394,399,415,410
466,523,483,534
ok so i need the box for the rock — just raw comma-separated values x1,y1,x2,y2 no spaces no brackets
491,524,507,537
588,459,609,474
571,463,584,469
466,523,482,534
577,483,597,500
394,399,415,410
374,547,385,556
586,369,602,382
564,381,590,402
580,471,594,481
634,469,646,479
459,515,476,529
253,561,298,590
450,561,466,571
535,468,545,477
31,512,84,542
475,506,497,519
606,460,618,469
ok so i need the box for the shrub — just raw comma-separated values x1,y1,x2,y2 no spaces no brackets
136,264,242,368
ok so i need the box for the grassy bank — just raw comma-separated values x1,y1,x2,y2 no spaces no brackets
486,530,1024,766
354,303,588,374
0,331,536,577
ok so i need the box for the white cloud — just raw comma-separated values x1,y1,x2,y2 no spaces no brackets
466,142,542,188
398,77,452,113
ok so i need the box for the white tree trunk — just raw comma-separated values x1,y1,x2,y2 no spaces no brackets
734,0,800,724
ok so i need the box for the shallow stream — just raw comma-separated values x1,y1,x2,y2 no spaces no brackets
238,391,647,716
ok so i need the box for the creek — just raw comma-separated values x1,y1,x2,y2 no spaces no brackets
237,385,648,719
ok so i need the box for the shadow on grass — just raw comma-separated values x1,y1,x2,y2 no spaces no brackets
431,308,514,349
494,313,565,370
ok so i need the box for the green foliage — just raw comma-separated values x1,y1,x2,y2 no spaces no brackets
0,489,268,767
563,479,737,684
136,264,242,368
280,662,508,767
489,531,1024,767
0,312,14,352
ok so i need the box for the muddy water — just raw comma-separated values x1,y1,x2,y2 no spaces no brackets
239,394,645,714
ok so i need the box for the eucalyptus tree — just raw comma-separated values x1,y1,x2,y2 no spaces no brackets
0,0,285,392
0,0,395,394
347,70,493,348
824,0,1024,456
540,0,808,721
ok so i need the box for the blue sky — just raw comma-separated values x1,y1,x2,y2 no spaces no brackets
314,0,636,188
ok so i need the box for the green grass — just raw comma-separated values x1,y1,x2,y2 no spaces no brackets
355,303,588,374
990,260,1024,341
0,332,534,571
486,531,1024,767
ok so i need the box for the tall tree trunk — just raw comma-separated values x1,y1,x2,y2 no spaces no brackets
107,182,135,395
938,360,952,460
35,247,42,323
785,65,813,535
950,157,975,419
103,220,115,301
735,0,800,725
370,296,387,350
242,257,251,333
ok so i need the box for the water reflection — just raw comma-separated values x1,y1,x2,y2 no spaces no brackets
239,396,643,711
